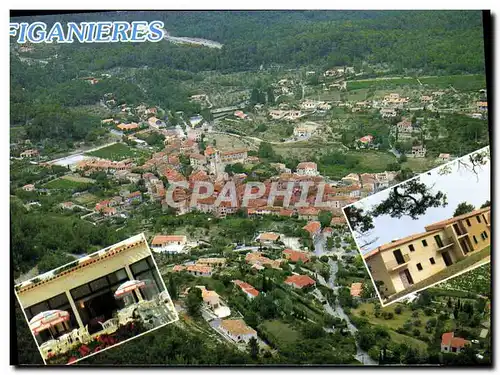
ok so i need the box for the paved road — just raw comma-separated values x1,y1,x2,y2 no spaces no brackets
46,141,118,166
312,234,378,365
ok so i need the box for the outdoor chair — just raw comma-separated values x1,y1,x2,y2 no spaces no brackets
76,326,92,344
117,306,136,326
56,333,74,352
99,318,119,335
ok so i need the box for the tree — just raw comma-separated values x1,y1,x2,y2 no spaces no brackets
250,88,260,106
371,179,448,220
167,274,178,299
186,287,203,317
326,237,334,250
266,87,275,105
480,200,490,208
453,202,475,217
361,282,374,299
318,210,333,228
248,337,259,360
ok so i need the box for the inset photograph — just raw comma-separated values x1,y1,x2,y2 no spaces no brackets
343,147,490,306
14,233,178,365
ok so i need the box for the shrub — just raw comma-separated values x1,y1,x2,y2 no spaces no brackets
383,312,394,320
412,310,419,318
394,306,403,314
360,310,366,316
413,328,421,337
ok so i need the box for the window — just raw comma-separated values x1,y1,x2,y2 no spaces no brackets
466,219,471,227
48,293,69,309
90,276,109,292
130,256,163,299
434,235,444,248
429,257,435,265
473,235,478,244
481,231,489,240
130,259,149,274
409,244,415,252
107,268,128,284
71,284,92,300
476,216,482,223
416,263,423,271
422,239,428,247
483,214,488,224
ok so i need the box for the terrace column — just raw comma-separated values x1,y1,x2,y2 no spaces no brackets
124,265,144,302
65,290,84,329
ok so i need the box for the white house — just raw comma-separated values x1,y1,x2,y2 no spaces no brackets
296,162,319,176
219,319,258,344
151,235,188,253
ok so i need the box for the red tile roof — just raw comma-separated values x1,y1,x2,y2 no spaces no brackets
285,275,316,289
350,282,363,297
303,221,321,235
442,332,470,348
152,235,186,246
297,162,317,170
233,280,260,297
282,249,311,263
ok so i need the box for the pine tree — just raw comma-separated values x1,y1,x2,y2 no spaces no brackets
266,87,275,105
167,274,178,299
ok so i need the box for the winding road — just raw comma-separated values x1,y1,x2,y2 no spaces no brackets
314,234,378,365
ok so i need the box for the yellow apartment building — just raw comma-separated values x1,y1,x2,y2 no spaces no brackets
365,207,491,299
15,233,166,344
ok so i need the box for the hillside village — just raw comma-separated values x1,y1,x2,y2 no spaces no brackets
10,16,491,366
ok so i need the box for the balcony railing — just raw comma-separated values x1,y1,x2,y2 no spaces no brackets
435,237,455,251
386,253,411,272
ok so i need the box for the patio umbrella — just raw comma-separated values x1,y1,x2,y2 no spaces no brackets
114,279,147,298
29,310,70,335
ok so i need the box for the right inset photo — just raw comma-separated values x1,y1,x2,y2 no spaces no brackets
343,146,490,306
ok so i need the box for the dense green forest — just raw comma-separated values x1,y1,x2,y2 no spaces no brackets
10,11,486,143
11,199,125,276
13,11,486,74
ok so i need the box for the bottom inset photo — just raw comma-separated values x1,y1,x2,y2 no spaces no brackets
14,233,179,365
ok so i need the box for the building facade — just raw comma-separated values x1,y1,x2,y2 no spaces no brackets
365,207,491,299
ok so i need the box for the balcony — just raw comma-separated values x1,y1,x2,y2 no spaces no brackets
386,253,411,272
435,237,455,252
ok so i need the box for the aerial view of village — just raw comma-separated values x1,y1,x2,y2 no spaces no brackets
11,11,491,366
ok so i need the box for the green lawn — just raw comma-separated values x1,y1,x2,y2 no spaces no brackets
402,157,441,173
319,150,397,179
347,78,418,90
259,320,301,347
386,246,491,303
85,143,149,161
346,74,486,91
388,330,428,351
73,192,99,205
43,178,92,190
419,74,486,91
352,302,432,331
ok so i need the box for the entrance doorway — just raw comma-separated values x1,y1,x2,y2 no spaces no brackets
442,251,453,267
399,269,414,288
